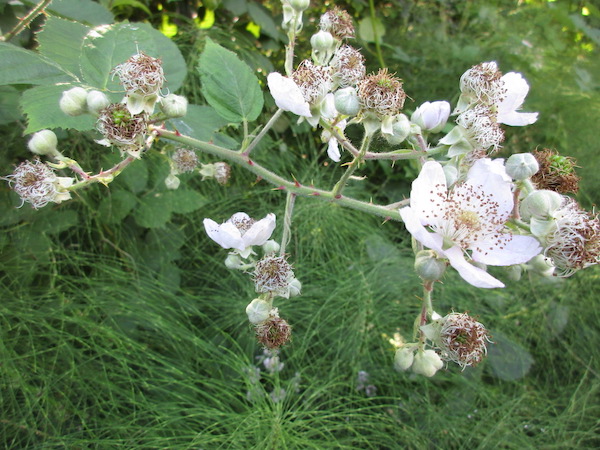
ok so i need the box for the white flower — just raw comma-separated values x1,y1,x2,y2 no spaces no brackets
497,72,538,126
267,72,312,117
411,101,451,133
399,159,541,288
203,212,276,258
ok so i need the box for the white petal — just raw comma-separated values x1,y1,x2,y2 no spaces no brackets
203,218,244,250
497,111,539,126
471,234,541,266
444,246,505,288
327,138,341,162
410,161,448,226
242,213,276,247
267,72,312,117
468,158,511,183
399,207,445,254
497,72,538,126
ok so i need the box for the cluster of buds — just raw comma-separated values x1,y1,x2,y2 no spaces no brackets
441,62,538,162
203,212,301,349
268,6,415,161
520,190,600,276
164,148,231,190
395,312,491,377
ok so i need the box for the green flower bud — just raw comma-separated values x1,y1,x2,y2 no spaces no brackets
246,298,271,324
262,239,281,255
411,349,443,377
505,153,539,180
59,87,88,116
520,190,563,220
86,90,110,115
160,94,188,118
394,346,415,372
334,87,360,116
27,130,59,157
383,114,411,145
164,173,180,190
288,278,302,297
290,0,310,12
311,30,335,51
414,250,446,282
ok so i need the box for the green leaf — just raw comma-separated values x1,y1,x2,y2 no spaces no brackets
0,86,22,125
31,209,79,235
358,16,386,43
37,16,90,81
20,84,96,133
116,157,148,194
164,189,207,214
43,0,114,26
97,189,138,224
81,22,186,92
167,104,230,141
134,194,173,228
487,332,534,381
0,42,72,86
198,39,263,123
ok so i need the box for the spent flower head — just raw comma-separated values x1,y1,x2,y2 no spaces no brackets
422,312,491,369
255,310,292,350
456,105,505,153
5,159,73,209
292,59,333,104
254,255,295,298
113,52,165,97
531,149,580,194
96,103,148,157
544,198,600,276
330,45,365,88
171,148,199,174
357,69,406,118
319,7,355,40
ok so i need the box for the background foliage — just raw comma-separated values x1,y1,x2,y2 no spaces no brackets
0,0,599,447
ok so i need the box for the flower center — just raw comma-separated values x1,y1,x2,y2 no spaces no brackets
457,210,481,230
231,216,255,235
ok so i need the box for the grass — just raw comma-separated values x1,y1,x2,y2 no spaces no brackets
1,172,599,448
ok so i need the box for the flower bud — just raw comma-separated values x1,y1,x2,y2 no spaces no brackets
411,101,450,133
520,190,563,220
505,153,539,180
86,90,110,115
334,87,360,116
160,94,188,118
164,173,180,190
394,347,415,372
414,250,446,282
27,130,59,157
262,239,281,255
246,298,271,324
290,0,310,12
383,114,411,145
59,87,88,116
311,30,335,52
224,254,245,269
411,350,443,377
288,278,302,297
526,254,555,277
505,264,523,282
